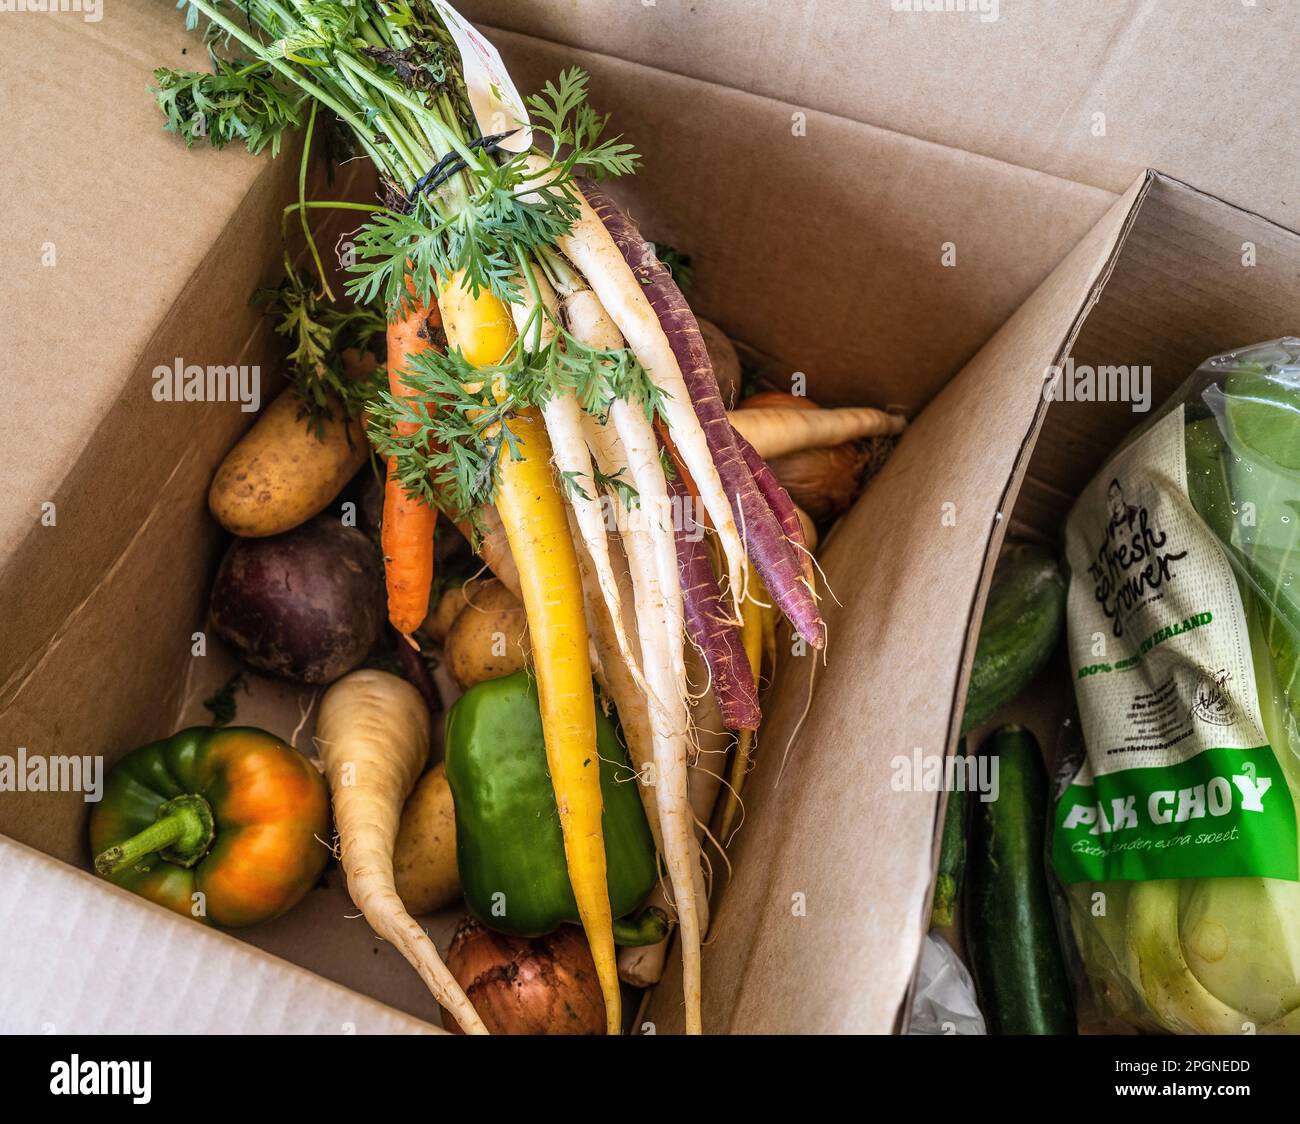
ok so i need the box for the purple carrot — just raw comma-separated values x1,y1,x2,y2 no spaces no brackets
666,470,762,729
578,178,825,648
733,427,815,587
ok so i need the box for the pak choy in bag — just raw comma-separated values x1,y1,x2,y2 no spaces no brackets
1052,338,1300,1034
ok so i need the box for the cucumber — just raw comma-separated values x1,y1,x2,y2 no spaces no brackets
929,742,968,929
961,544,1066,735
965,725,1075,1034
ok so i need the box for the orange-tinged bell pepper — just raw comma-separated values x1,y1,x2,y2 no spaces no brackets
89,726,328,927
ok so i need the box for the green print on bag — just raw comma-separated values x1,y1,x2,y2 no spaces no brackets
1056,340,1300,1034
1053,745,1298,882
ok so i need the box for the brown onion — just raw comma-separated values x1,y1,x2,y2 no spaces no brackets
443,919,606,1035
769,443,873,522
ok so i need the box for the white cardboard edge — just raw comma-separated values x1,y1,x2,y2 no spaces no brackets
0,835,442,1035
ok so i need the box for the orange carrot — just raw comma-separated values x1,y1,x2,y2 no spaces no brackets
655,417,699,498
381,300,441,638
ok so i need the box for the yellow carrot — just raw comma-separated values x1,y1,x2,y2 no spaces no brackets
436,274,621,1036
718,563,767,845
437,277,516,367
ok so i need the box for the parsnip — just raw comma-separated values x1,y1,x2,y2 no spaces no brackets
316,669,486,1034
728,405,905,459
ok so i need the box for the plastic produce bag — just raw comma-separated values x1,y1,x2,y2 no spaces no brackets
1051,338,1300,1034
907,934,987,1036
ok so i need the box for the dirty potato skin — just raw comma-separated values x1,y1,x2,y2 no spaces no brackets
421,577,488,644
443,579,529,688
393,763,460,915
209,386,368,537
209,517,384,684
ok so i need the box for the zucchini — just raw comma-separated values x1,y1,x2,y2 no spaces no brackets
929,742,968,929
961,543,1066,735
965,725,1075,1034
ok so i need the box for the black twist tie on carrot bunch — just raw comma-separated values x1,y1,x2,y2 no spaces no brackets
400,129,520,213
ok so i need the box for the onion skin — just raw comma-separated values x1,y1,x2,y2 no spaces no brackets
443,919,606,1035
770,444,873,522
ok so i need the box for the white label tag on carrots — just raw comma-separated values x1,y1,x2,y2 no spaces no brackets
430,1,532,153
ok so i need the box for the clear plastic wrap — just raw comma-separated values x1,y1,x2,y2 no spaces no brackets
1051,338,1300,1034
907,934,987,1036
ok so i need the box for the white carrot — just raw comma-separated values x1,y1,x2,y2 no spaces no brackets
524,154,747,619
316,669,487,1035
561,277,674,834
572,506,714,951
567,508,661,849
619,642,728,988
582,404,704,1034
509,261,651,703
550,259,705,1030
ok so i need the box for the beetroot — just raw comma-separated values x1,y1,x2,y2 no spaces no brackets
209,517,384,684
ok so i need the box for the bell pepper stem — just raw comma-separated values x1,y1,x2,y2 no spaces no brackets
612,907,670,947
94,794,216,876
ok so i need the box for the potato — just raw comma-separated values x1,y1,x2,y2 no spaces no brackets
421,577,488,644
393,763,459,915
698,317,742,408
209,386,367,537
444,579,528,689
209,517,384,684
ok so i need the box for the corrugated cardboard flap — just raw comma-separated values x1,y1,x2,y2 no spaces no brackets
0,835,440,1035
644,173,1152,1035
461,2,1299,230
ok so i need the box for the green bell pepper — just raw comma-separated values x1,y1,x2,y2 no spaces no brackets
444,670,666,946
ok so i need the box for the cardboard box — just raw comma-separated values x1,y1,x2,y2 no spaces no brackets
1,3,1297,1034
643,169,1300,1034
